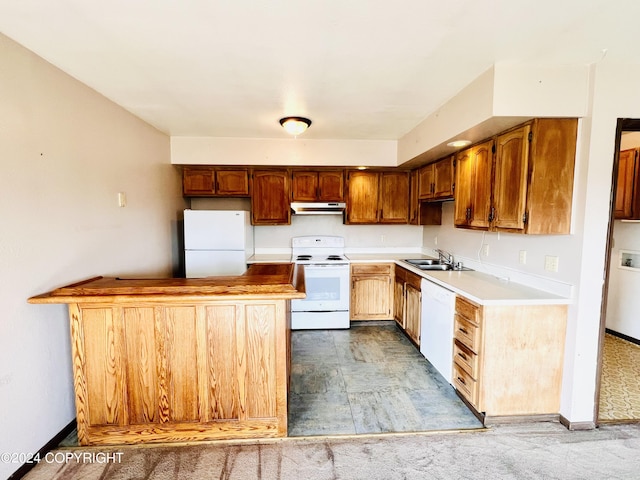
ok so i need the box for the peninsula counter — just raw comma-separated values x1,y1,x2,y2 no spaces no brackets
29,263,305,446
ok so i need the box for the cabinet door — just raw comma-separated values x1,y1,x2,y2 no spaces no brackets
418,164,434,200
291,171,318,201
469,140,493,229
183,167,215,195
409,170,420,225
405,284,421,345
454,149,473,226
350,275,392,320
216,169,250,196
433,156,455,199
251,170,291,225
614,148,638,219
394,269,406,328
345,170,379,224
317,170,344,201
379,171,409,224
493,125,530,231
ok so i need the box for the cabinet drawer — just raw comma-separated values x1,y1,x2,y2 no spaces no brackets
453,339,479,378
351,264,393,275
455,296,480,324
454,314,480,353
453,362,478,407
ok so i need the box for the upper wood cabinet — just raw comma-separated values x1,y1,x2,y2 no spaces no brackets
409,170,442,226
183,167,250,196
418,156,455,201
454,140,493,229
345,170,410,224
291,170,344,202
250,169,291,225
454,118,578,234
497,118,578,234
614,148,640,219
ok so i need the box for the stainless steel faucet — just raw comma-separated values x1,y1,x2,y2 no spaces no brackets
435,249,454,266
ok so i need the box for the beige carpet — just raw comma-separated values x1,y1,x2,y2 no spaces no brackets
599,333,640,422
22,423,640,479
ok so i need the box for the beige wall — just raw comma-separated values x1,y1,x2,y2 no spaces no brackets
0,33,185,478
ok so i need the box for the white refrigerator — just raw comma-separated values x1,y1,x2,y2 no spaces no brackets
184,210,254,278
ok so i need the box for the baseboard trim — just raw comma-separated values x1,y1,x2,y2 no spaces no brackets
559,414,596,431
484,414,560,426
606,328,640,346
8,418,76,480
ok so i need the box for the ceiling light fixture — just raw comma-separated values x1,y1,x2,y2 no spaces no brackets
447,139,472,148
279,116,312,136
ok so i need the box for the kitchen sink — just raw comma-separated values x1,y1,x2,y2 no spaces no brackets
402,259,473,271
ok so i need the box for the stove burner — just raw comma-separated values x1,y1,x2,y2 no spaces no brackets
326,255,343,261
296,255,312,260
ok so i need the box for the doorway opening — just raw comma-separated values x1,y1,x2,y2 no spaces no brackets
596,118,640,424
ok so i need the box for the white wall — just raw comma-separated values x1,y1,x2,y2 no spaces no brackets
171,136,397,167
0,33,185,478
189,197,424,252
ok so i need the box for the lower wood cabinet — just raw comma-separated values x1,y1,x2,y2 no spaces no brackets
452,296,567,419
350,263,393,320
394,265,421,345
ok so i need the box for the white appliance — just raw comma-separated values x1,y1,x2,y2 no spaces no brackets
290,236,350,330
420,278,456,383
184,209,254,278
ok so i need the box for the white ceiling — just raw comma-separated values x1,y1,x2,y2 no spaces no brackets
1,0,638,141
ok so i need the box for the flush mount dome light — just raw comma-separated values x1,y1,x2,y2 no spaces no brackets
447,139,472,148
279,116,312,136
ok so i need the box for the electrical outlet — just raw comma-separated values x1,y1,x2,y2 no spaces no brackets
482,244,489,257
519,250,527,264
434,236,438,246
380,234,385,243
118,192,127,207
544,255,559,272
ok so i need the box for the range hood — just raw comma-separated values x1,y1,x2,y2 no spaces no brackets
291,202,346,215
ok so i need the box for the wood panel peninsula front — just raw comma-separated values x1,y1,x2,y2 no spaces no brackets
29,263,305,446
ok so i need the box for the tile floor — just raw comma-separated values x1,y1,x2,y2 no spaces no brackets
288,321,483,436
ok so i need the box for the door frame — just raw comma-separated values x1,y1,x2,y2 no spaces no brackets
594,118,640,424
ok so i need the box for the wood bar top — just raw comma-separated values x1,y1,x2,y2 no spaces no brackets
29,262,306,304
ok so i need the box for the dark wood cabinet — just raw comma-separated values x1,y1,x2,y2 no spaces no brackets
291,170,344,202
183,167,249,196
614,148,640,219
250,169,291,225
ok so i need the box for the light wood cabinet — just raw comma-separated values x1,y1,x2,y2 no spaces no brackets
454,140,493,228
291,170,344,202
393,265,421,345
418,156,455,201
250,169,291,225
350,263,393,321
183,167,250,196
345,170,409,224
452,296,567,420
614,148,640,219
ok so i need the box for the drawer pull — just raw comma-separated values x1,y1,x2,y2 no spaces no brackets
457,352,468,361
459,327,468,335
457,376,466,385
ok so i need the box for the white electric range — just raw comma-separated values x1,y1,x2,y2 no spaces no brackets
290,236,350,330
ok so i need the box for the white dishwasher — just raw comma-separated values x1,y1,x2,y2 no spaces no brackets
420,279,456,384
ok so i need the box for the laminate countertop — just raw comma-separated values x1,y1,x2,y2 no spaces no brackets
346,253,570,306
